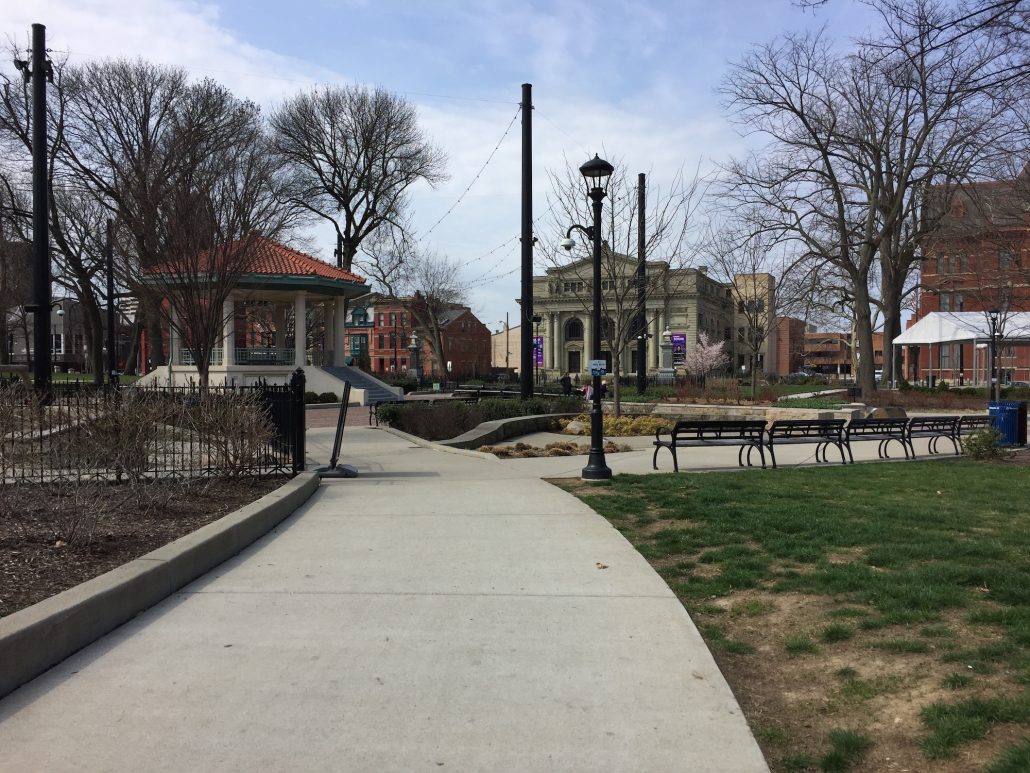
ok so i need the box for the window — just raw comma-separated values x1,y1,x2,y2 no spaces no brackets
389,312,396,326
999,245,1014,270
563,281,584,293
939,292,951,312
377,334,385,349
51,333,63,354
565,318,584,341
600,280,616,291
955,293,964,311
939,345,950,370
937,256,946,274
351,307,367,324
960,255,969,273
950,255,959,274
389,332,397,348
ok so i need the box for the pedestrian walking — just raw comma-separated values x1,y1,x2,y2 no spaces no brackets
559,372,572,395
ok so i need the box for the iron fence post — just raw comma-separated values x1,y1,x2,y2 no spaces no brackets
290,368,306,475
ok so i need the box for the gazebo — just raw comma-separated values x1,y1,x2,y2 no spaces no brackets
138,237,374,394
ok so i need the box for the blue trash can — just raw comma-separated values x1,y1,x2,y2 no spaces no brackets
988,401,1021,446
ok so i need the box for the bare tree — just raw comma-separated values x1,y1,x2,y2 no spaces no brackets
398,250,469,377
704,223,785,398
542,159,706,414
270,85,448,270
721,0,1027,394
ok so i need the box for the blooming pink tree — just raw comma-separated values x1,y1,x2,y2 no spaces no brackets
683,331,730,385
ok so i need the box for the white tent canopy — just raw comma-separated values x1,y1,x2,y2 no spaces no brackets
894,312,1030,345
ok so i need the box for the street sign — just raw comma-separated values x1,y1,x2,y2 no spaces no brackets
588,359,607,377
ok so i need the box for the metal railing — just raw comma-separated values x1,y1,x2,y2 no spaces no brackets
177,347,223,366
234,346,296,366
0,371,307,485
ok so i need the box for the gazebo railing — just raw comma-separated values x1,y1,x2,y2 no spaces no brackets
177,347,223,366
235,347,295,366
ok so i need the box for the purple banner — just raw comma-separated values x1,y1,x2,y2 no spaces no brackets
534,335,544,366
671,333,686,365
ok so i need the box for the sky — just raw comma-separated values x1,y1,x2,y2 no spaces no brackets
3,0,882,332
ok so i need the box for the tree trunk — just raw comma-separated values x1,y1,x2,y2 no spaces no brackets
853,283,877,395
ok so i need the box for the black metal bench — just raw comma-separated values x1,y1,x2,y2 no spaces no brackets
766,419,848,469
956,414,997,453
904,416,961,458
653,419,768,472
843,417,911,462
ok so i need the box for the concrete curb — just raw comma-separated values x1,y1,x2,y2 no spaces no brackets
0,472,319,701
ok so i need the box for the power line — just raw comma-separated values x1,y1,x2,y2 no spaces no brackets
419,106,520,241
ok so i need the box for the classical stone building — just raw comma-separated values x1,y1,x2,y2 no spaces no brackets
531,251,740,380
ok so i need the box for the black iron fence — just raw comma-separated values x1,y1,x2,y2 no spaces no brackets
0,371,306,485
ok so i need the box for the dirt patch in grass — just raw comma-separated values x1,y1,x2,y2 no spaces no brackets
555,463,1030,772
0,477,283,618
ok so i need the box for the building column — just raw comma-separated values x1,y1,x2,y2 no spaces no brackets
551,312,560,370
294,293,307,367
222,296,234,367
651,312,661,369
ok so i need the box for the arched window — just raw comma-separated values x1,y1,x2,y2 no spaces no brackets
565,318,584,341
352,306,367,324
600,317,615,339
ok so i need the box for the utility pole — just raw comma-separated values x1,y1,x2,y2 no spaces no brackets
105,219,118,385
636,172,647,394
505,312,510,374
520,83,534,399
20,24,53,394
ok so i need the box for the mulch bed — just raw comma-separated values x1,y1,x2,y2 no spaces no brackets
0,477,283,618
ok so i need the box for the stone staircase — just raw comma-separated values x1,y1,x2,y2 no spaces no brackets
318,366,401,405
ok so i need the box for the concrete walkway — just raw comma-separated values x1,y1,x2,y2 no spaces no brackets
0,425,769,772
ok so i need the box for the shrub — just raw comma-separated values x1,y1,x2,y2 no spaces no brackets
318,391,339,403
964,427,1003,460
304,391,320,404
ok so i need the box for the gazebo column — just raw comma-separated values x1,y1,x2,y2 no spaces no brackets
222,296,234,367
294,293,307,368
168,305,179,367
322,300,334,367
334,297,347,366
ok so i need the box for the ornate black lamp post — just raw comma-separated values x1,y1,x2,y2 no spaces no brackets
988,309,1001,402
560,154,614,481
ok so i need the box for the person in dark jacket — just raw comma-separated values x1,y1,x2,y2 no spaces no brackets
559,372,572,395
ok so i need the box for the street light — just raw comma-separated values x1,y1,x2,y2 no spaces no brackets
988,308,1000,402
562,154,614,481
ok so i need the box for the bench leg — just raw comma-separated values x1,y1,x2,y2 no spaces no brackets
767,442,778,469
746,442,767,469
833,442,847,465
845,440,855,464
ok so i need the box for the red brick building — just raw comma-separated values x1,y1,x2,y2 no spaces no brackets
774,316,807,375
344,294,491,379
905,171,1030,384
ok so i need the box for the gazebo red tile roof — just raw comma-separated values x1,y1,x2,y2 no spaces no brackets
147,236,366,284
245,237,366,283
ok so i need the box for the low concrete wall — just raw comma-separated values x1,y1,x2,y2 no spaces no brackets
0,472,319,700
611,402,863,421
440,413,580,449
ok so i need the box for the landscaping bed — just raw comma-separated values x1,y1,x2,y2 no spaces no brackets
556,452,1030,773
0,477,283,618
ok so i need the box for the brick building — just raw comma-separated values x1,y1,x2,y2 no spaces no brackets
344,293,492,379
774,317,807,375
905,171,1030,384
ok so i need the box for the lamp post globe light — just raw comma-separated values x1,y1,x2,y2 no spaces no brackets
562,154,614,481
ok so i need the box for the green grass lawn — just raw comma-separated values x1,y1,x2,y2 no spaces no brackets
562,461,1030,772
